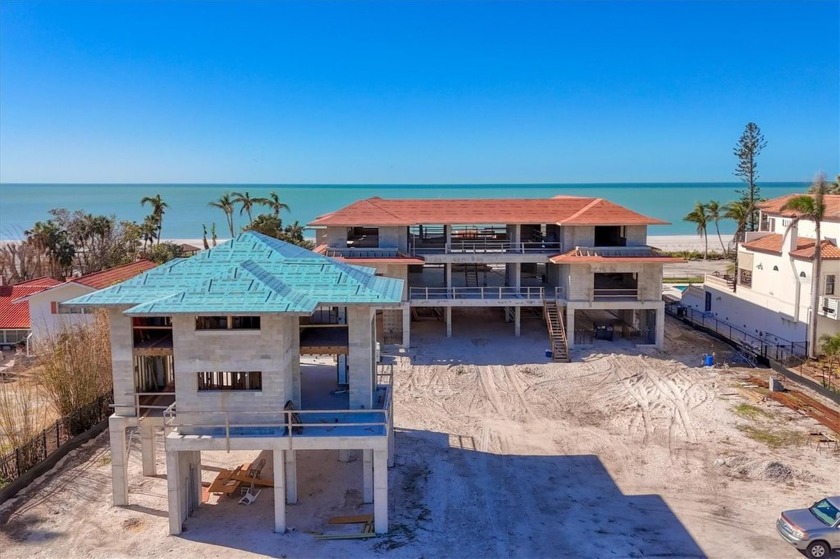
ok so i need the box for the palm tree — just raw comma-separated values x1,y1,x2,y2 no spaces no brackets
683,201,710,259
723,199,751,246
782,175,827,359
705,200,727,256
209,193,236,237
141,194,168,245
232,191,257,225
255,191,290,218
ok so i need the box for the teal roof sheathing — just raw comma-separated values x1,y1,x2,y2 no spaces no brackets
63,233,404,315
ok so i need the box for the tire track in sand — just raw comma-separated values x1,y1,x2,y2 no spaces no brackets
607,354,654,443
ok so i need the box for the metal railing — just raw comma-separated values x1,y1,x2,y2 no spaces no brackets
409,286,545,300
592,288,639,301
554,286,565,300
410,240,563,255
323,247,411,259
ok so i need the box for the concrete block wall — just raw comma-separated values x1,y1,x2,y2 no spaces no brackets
324,227,349,248
382,309,403,342
378,227,402,249
566,264,663,302
624,226,648,246
562,226,595,248
347,306,375,409
171,314,297,426
109,308,136,416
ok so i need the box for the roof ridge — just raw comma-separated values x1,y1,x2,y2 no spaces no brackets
561,198,603,223
365,197,409,224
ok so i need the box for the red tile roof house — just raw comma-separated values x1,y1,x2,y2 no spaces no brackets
24,260,157,348
309,195,684,357
0,277,62,350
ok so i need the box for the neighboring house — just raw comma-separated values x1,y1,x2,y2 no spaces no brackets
63,232,403,535
681,194,840,357
27,260,157,346
0,277,62,350
309,195,682,357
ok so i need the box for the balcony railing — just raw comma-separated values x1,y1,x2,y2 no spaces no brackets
592,288,639,301
323,247,410,259
409,286,545,301
819,296,840,320
411,241,563,255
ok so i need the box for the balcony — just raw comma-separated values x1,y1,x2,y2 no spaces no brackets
409,286,545,304
704,273,737,292
819,296,840,320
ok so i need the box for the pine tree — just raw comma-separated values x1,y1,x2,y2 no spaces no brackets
733,122,767,233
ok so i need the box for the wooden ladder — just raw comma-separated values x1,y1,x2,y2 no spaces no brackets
543,300,570,362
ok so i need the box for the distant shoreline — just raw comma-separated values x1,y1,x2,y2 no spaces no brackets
1,234,715,253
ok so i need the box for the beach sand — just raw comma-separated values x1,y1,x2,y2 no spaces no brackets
0,313,834,558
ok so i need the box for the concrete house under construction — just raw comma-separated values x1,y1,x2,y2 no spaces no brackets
64,232,404,535
310,195,681,359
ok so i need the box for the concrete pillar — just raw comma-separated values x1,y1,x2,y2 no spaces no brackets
655,306,665,349
347,306,375,409
445,224,451,248
512,262,521,288
338,449,351,462
387,407,395,468
166,448,182,535
285,449,298,504
373,450,389,534
140,422,156,476
566,306,575,349
402,304,411,349
445,262,452,288
291,321,302,407
109,416,129,506
514,307,521,337
108,308,136,417
363,449,373,503
445,307,452,337
274,449,287,532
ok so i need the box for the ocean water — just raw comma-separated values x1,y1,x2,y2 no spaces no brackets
0,182,806,239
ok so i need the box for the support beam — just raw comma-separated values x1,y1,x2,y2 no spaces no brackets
109,416,129,506
514,307,521,337
166,448,182,535
445,307,452,337
373,450,389,534
285,449,298,504
362,449,373,503
566,306,576,349
140,422,156,476
274,449,287,533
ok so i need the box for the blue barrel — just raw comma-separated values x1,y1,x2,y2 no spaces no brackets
704,354,714,367
545,349,553,358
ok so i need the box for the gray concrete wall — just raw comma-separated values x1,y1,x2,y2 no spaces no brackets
171,314,297,425
624,225,648,246
347,306,375,409
562,226,595,248
324,227,348,248
109,308,136,416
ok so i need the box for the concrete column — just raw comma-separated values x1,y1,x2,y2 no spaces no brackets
108,308,136,417
373,450,389,534
445,307,452,337
140,422,156,476
109,416,129,506
402,304,411,348
347,306,375,409
388,407,395,468
285,449,298,504
445,262,452,288
363,449,373,503
566,306,575,349
166,448,182,535
514,307,521,337
338,449,351,462
655,306,665,349
274,449,286,532
445,225,451,248
291,322,302,407
512,262,521,287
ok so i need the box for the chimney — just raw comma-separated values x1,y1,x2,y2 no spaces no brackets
782,219,798,256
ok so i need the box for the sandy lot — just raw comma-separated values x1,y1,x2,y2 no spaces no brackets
1,311,838,558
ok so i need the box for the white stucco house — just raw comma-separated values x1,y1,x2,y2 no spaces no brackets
681,193,840,358
26,260,156,346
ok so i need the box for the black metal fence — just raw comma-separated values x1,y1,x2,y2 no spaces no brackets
0,392,113,487
665,302,808,366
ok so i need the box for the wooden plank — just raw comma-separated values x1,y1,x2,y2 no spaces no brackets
328,514,374,525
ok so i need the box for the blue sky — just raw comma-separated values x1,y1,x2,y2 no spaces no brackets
0,0,837,184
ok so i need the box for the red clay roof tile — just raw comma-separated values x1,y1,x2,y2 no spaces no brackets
309,197,668,227
758,194,840,220
73,260,157,289
0,277,62,330
742,233,840,260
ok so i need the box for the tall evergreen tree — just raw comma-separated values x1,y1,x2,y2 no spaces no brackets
733,122,767,233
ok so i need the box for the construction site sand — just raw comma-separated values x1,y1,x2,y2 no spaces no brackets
1,311,839,558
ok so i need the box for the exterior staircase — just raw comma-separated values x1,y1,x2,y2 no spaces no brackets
543,300,570,362
464,264,479,287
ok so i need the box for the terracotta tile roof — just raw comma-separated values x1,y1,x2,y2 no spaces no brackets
742,233,840,260
757,194,840,220
550,246,686,264
310,196,668,227
73,260,157,289
0,277,62,330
